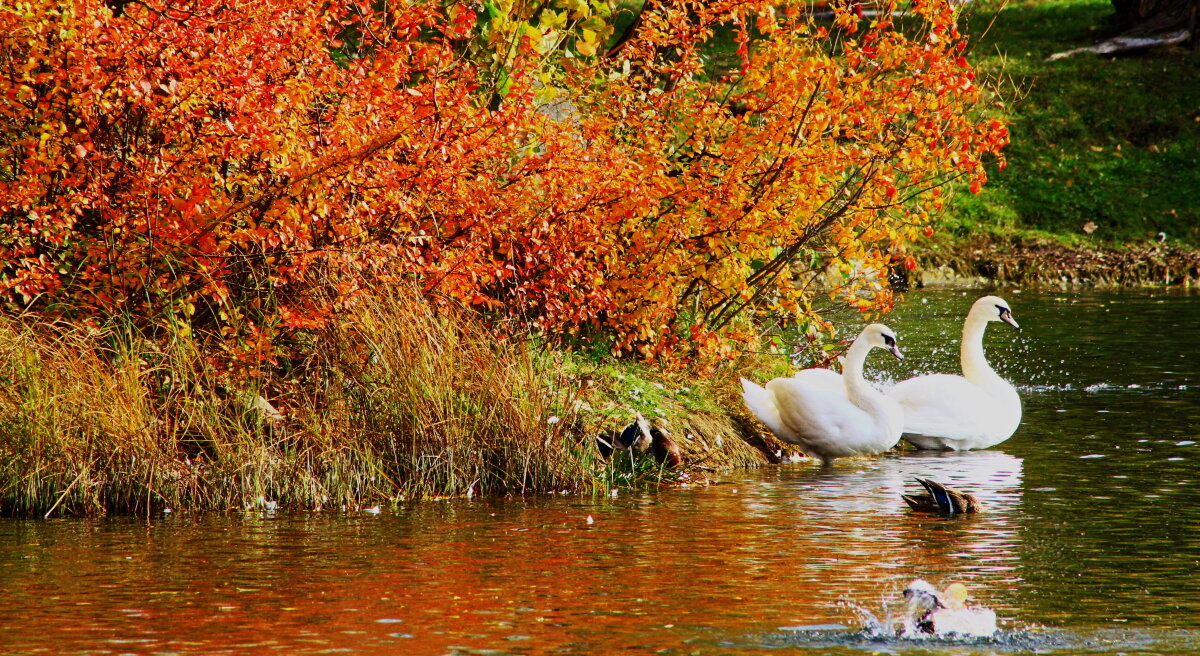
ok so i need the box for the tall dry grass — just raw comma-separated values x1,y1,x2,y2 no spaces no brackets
0,319,184,516
0,290,596,516
313,291,593,499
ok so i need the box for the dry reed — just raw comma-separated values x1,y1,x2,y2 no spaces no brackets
0,290,599,516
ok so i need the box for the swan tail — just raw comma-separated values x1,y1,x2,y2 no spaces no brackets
740,378,790,440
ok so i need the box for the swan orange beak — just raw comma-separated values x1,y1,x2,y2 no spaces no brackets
889,344,904,360
1000,310,1019,329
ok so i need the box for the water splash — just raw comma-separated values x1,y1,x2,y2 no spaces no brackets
835,591,991,643
1010,381,1194,394
771,624,1200,654
838,600,893,639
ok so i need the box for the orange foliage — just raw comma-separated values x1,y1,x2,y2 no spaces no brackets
0,0,1006,366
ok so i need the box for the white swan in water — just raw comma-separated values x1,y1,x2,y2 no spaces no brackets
741,324,905,464
903,579,998,638
887,295,1021,451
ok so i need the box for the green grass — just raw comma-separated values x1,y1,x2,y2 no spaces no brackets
947,0,1200,247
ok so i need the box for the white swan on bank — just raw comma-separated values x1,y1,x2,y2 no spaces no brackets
887,295,1021,451
740,324,905,465
902,579,998,638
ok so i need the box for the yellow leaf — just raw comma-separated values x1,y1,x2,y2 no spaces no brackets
539,8,566,30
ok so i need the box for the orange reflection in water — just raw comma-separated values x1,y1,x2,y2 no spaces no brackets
0,451,1023,655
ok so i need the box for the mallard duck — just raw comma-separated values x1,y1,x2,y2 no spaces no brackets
597,412,652,458
903,579,997,638
887,296,1022,451
902,478,981,515
649,425,684,468
597,413,684,467
740,324,905,465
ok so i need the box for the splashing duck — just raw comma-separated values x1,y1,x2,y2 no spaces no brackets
902,579,997,638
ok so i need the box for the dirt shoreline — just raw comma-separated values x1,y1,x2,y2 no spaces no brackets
915,236,1200,288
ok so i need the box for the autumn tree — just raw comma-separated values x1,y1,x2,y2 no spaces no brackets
0,0,1006,368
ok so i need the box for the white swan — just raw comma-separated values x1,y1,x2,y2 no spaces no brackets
740,324,905,464
887,295,1021,451
902,580,998,638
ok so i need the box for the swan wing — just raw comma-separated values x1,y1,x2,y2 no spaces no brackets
791,367,846,396
742,368,847,442
766,377,892,457
887,374,1012,447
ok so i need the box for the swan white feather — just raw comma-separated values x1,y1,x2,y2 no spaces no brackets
741,324,905,464
888,295,1021,451
791,367,845,391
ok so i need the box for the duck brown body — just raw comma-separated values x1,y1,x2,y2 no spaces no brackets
902,478,981,515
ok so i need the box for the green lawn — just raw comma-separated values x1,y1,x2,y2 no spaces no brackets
946,0,1200,246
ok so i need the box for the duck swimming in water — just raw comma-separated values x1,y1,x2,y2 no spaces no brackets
902,478,981,516
902,579,997,638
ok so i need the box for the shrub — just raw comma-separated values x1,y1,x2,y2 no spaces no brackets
1,0,1006,367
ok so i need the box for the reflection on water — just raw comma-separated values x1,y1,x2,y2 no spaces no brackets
2,289,1200,655
764,450,1025,582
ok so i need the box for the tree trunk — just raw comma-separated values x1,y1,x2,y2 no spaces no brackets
1111,0,1197,38
1047,0,1199,58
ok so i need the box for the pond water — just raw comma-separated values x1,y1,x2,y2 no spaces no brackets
2,288,1199,655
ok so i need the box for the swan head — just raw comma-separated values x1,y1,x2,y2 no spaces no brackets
972,295,1019,329
861,323,903,360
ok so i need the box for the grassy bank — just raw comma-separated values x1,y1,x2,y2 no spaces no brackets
14,0,1190,517
0,292,783,517
922,0,1200,281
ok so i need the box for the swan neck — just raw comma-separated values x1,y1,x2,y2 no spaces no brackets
960,316,998,383
842,341,884,403
841,340,900,440
841,340,872,384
